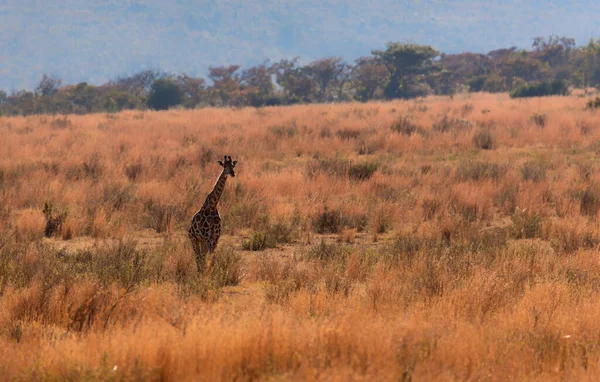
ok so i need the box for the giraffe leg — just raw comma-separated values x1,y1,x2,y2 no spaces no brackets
189,233,208,273
205,225,221,274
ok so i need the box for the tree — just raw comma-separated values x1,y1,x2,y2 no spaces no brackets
532,36,575,67
426,70,456,96
240,62,277,106
114,69,165,107
305,57,347,102
272,58,317,104
36,74,62,96
350,56,389,101
147,78,183,110
372,43,439,99
509,79,569,98
487,47,517,61
63,82,103,113
177,74,207,108
570,39,600,88
208,65,242,106
439,53,491,86
498,53,548,89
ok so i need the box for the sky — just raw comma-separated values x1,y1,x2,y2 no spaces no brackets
1,0,600,91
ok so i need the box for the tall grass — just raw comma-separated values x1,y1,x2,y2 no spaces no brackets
2,93,600,379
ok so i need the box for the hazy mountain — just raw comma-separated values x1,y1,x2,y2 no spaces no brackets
2,0,599,90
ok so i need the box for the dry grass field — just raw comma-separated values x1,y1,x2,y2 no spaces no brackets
3,93,600,380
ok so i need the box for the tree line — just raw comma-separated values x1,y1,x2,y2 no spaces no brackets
1,36,599,116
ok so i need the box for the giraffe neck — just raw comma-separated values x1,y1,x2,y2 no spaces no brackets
205,169,228,209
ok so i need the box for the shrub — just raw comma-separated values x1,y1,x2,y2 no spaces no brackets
460,103,474,116
305,239,349,262
209,245,244,287
270,124,297,138
386,233,424,263
510,208,542,239
264,262,311,304
455,160,505,182
144,200,176,233
242,231,274,251
42,202,69,238
509,80,568,98
147,78,183,110
336,128,361,140
102,182,136,211
422,198,442,220
578,186,600,218
530,113,547,128
306,157,350,179
585,97,600,110
520,160,547,183
80,240,152,288
467,75,486,92
349,162,378,181
391,116,421,136
473,129,494,150
124,161,143,181
494,184,519,214
313,207,345,234
50,116,71,129
83,153,104,180
242,221,296,251
432,115,472,133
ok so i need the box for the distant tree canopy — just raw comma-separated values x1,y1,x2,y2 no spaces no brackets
3,36,598,116
147,78,183,110
372,43,439,99
510,79,569,98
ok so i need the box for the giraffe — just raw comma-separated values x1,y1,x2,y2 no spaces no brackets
188,155,238,272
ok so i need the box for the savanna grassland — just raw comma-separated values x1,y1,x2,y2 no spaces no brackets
4,93,600,380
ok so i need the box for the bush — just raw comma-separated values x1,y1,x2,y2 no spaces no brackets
520,160,547,183
313,207,345,234
147,78,183,110
494,184,519,214
386,234,425,263
530,113,547,128
578,186,600,218
143,200,176,233
510,208,542,239
124,161,143,181
455,160,505,182
209,245,244,287
467,75,487,92
336,128,362,140
305,157,350,179
432,115,473,133
242,221,296,251
473,129,494,150
585,97,600,110
390,116,421,136
42,202,69,238
349,162,378,181
509,80,568,98
305,239,349,262
242,231,273,251
82,153,104,180
78,240,151,288
264,262,311,304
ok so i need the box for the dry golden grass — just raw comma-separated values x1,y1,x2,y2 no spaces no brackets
3,93,600,380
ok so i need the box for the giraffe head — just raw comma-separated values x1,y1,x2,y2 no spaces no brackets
218,155,238,177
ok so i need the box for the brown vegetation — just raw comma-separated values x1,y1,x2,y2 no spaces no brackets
2,93,600,380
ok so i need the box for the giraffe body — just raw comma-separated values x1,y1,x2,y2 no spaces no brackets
188,155,237,272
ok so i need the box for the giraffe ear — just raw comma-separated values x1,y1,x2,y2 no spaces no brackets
232,160,238,166
218,160,224,166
